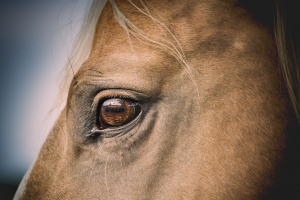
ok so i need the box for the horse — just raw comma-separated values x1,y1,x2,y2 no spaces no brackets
14,0,300,199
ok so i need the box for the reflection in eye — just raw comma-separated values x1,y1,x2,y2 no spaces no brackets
99,98,141,129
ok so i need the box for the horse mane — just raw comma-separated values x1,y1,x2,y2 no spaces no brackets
56,0,300,124
55,0,108,112
275,1,300,122
56,0,196,112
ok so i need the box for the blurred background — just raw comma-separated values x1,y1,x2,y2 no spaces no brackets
0,0,89,198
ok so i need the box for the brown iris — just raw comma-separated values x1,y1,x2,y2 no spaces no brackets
98,98,141,129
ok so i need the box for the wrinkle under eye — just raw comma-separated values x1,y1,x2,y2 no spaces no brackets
99,98,141,130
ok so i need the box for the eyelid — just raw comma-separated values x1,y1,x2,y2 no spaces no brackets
91,89,147,112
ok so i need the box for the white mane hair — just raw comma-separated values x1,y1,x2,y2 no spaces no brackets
56,0,300,123
55,0,107,112
55,0,195,113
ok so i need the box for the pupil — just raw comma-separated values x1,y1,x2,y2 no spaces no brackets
106,107,125,113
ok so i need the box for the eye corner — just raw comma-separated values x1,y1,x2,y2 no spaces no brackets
84,130,102,142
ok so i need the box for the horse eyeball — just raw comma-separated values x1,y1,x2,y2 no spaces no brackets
99,98,141,129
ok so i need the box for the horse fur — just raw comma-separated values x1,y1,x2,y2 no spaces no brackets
15,0,300,199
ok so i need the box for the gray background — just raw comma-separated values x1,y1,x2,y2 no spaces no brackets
0,0,88,189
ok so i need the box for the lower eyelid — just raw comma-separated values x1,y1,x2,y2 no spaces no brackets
87,107,143,139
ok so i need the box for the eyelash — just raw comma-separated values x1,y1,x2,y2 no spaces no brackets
103,92,132,99
91,91,134,111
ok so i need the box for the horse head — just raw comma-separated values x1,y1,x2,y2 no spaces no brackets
15,0,300,199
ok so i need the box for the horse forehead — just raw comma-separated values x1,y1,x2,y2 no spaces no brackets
89,1,248,65
81,50,180,80
91,0,262,62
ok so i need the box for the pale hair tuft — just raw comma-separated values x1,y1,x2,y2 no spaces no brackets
55,0,198,113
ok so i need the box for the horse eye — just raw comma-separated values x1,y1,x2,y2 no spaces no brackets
98,98,141,129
